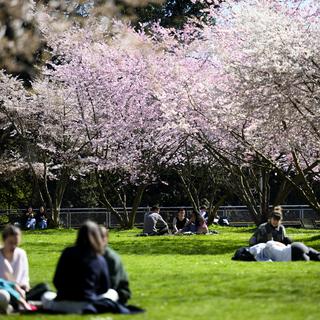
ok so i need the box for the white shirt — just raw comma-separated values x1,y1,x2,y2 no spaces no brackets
0,247,30,289
249,241,291,262
264,241,292,261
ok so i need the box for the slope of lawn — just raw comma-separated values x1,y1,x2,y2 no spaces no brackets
9,226,320,320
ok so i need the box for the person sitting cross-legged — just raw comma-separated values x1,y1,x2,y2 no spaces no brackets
142,205,169,236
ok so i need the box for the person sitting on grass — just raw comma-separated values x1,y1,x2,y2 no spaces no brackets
99,226,131,305
42,220,115,314
0,278,36,314
24,207,36,230
249,210,292,246
172,208,189,234
142,205,169,236
184,210,208,234
35,206,48,230
0,225,30,294
0,225,34,314
248,240,320,262
199,206,208,223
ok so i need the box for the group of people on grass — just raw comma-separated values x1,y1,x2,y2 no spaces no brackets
143,204,320,262
1,205,319,314
0,222,133,315
142,205,210,236
15,206,48,230
234,207,320,262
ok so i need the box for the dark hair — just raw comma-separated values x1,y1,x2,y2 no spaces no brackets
2,225,21,241
76,221,104,254
178,208,185,212
151,204,160,211
191,210,204,226
200,206,207,210
270,211,282,220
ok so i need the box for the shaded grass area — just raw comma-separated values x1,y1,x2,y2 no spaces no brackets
9,227,320,320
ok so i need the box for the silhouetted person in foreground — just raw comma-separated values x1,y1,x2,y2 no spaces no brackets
99,226,131,304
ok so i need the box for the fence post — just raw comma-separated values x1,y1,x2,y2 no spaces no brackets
68,211,71,229
105,211,109,228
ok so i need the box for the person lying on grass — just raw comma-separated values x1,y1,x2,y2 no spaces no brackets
249,241,320,262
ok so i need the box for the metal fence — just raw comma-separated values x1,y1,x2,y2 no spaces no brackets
0,205,318,228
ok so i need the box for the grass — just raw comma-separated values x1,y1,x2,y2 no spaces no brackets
8,226,320,320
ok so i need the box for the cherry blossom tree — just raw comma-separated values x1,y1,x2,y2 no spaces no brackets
0,70,93,226
153,0,320,222
207,0,320,213
2,0,320,228
34,19,187,227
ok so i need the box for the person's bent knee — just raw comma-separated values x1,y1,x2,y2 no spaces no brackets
0,290,10,314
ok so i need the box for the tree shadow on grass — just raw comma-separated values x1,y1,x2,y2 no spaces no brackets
305,234,320,242
111,236,245,256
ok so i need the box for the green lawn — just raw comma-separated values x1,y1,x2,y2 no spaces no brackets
10,226,320,320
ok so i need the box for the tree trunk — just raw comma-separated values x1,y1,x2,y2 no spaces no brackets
128,185,146,229
207,195,227,225
94,170,127,228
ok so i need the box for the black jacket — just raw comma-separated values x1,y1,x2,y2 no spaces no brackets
249,222,292,246
54,246,110,301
